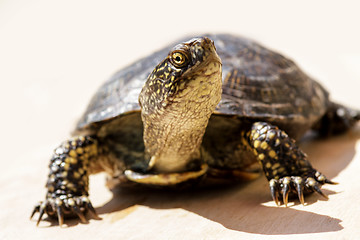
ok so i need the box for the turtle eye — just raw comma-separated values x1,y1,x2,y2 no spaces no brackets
170,51,189,68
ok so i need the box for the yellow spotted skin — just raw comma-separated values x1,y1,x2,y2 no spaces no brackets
31,136,99,225
249,122,313,180
248,122,333,205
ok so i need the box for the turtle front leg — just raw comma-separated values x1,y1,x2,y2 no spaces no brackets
31,136,99,226
247,122,335,206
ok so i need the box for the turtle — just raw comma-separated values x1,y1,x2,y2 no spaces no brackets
31,34,360,226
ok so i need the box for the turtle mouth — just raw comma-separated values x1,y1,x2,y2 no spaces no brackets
189,37,221,66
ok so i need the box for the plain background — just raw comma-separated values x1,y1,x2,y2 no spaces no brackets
1,0,360,239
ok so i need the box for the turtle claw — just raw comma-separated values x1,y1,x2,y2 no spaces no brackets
56,206,64,226
314,185,329,199
268,173,332,206
31,195,97,226
269,179,280,206
325,179,338,185
295,182,305,205
36,203,46,226
30,202,40,220
306,178,329,199
73,205,87,223
281,177,291,207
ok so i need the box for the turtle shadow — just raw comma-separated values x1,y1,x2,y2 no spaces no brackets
96,129,359,234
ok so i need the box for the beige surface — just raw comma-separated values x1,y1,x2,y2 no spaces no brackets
1,0,360,239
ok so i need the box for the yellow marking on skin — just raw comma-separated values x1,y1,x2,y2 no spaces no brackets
67,183,75,190
253,132,260,140
164,72,169,78
291,154,297,159
269,150,277,158
71,141,77,147
272,170,278,176
258,153,265,160
277,167,286,174
61,180,68,186
275,139,280,146
63,163,70,171
268,131,276,139
284,143,290,148
272,163,280,169
76,147,84,154
260,141,268,150
73,172,80,179
265,162,272,168
69,150,77,157
78,168,84,175
253,149,258,155
49,174,55,181
157,66,165,72
81,153,89,160
69,157,77,164
253,140,261,149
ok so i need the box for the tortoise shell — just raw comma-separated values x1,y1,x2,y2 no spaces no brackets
76,34,329,139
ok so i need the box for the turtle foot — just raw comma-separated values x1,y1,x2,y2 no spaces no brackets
268,172,336,206
30,195,99,226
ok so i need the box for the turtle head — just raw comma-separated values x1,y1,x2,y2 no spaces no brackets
139,37,222,173
139,37,222,114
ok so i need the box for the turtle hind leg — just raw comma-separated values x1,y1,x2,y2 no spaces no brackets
31,136,100,226
247,122,335,206
313,102,360,136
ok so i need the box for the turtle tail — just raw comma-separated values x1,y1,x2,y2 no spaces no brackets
313,102,360,136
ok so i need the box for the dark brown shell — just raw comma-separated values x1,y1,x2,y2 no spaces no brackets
76,34,329,138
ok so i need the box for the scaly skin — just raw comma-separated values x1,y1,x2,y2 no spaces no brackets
247,122,335,206
30,136,99,225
